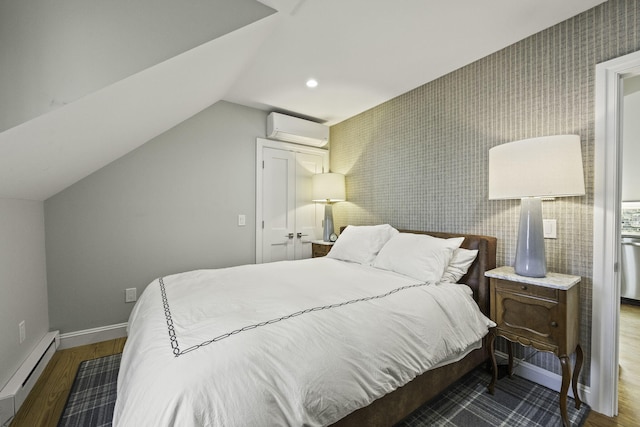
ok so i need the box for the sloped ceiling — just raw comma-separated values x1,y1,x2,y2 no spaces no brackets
0,0,606,201
0,0,275,132
0,0,278,201
0,15,280,201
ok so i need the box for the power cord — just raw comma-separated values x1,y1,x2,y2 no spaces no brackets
495,347,539,378
511,348,539,371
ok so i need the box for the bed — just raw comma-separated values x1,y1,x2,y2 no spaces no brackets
113,226,497,426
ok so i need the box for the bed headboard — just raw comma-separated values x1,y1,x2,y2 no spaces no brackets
399,230,497,316
340,227,497,316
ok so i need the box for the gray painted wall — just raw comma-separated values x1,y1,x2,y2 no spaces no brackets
330,0,640,387
0,199,48,390
45,101,267,333
0,0,273,133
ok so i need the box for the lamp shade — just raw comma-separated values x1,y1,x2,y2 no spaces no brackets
312,173,346,202
488,135,585,199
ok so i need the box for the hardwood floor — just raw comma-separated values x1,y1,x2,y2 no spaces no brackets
10,338,126,427
584,303,640,427
8,306,640,426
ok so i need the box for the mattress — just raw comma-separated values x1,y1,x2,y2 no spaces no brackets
113,257,494,427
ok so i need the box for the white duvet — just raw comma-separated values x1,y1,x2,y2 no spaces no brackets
113,257,494,427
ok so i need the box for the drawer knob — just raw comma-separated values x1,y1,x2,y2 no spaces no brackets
520,285,528,291
550,321,558,327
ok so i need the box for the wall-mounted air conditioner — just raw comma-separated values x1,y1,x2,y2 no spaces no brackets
267,112,329,147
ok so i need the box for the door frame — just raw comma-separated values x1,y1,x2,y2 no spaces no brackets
592,49,640,416
255,138,328,263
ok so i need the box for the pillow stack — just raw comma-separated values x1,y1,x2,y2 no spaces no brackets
326,224,477,283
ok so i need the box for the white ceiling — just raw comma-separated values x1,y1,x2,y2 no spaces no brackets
227,0,607,125
0,0,606,201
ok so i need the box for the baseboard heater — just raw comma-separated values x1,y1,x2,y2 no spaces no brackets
0,331,59,426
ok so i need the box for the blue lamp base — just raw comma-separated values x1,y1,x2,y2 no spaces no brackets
514,197,546,278
323,203,334,242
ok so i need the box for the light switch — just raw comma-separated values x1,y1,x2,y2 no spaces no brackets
543,219,557,239
238,214,246,226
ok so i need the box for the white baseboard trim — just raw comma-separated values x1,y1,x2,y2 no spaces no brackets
58,323,128,350
0,331,59,427
495,351,592,407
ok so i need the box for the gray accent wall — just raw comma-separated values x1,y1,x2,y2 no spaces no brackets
45,101,267,333
0,199,48,390
330,0,640,386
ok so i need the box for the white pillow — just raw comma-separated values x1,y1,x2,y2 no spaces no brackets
326,224,399,265
372,233,463,282
441,247,479,283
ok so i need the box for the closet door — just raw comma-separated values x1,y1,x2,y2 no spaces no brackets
257,140,328,263
262,147,296,263
294,152,325,259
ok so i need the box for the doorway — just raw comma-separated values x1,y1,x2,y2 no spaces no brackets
592,49,640,417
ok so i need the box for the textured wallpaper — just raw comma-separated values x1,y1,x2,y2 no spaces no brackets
330,0,640,386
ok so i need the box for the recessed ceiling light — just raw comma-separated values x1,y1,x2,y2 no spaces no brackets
306,79,318,88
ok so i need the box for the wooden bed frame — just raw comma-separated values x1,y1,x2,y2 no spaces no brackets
331,229,497,427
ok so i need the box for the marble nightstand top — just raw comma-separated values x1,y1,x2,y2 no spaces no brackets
485,266,581,290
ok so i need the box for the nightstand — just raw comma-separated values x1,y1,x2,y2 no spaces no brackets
485,266,582,427
311,240,334,258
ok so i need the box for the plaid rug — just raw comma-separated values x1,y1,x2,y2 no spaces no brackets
58,353,121,427
396,368,589,427
58,355,589,427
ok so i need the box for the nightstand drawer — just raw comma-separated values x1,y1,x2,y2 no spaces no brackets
495,278,558,301
495,291,561,352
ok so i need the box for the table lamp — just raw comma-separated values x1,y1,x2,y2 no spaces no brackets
489,135,585,277
312,173,346,242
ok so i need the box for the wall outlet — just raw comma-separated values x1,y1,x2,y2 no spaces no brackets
125,288,137,303
18,321,25,344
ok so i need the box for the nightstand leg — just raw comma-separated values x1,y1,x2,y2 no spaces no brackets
573,344,583,409
507,341,514,378
488,330,497,395
559,356,571,427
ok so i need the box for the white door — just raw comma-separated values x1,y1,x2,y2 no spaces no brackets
258,140,327,263
294,152,325,259
262,147,296,263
